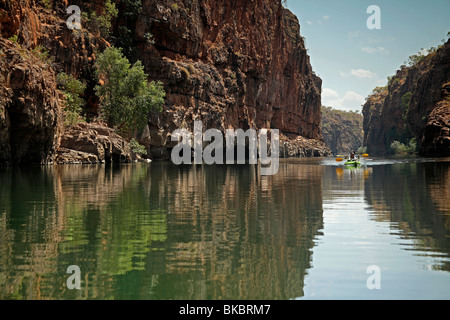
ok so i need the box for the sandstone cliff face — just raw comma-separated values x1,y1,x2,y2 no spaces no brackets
0,38,61,165
363,40,450,156
0,1,128,164
56,122,132,164
421,83,450,156
321,106,364,155
0,0,330,164
132,0,329,158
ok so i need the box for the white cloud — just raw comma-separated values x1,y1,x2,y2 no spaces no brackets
322,88,366,111
367,36,381,44
350,69,377,79
314,15,330,25
348,31,359,39
322,88,340,99
361,46,390,55
340,69,377,79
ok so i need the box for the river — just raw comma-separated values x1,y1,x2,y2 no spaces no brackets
0,157,449,300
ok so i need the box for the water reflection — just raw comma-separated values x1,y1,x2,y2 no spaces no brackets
0,162,324,300
1,159,449,300
363,162,450,271
301,160,450,299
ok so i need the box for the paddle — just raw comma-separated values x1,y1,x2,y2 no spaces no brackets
335,155,345,162
362,153,369,158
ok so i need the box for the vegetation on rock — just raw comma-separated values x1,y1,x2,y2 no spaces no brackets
94,47,165,137
321,106,364,155
363,35,450,156
56,72,86,127
390,138,417,155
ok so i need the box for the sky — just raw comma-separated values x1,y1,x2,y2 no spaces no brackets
285,0,450,112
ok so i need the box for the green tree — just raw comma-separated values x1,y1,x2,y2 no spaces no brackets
408,137,417,152
401,92,412,108
405,50,426,66
87,0,118,38
56,72,86,127
94,47,165,136
390,139,416,155
390,140,409,154
357,146,367,154
129,138,147,156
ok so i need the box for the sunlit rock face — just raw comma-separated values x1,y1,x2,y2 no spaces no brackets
134,0,329,159
0,0,330,163
363,40,450,156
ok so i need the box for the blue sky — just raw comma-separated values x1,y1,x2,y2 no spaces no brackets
285,0,450,112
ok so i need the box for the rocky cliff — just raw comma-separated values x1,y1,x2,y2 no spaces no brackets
133,0,329,158
0,0,330,164
363,40,450,156
0,37,61,165
321,106,364,155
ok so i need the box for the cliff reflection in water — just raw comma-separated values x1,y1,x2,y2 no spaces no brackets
363,161,450,271
0,162,324,300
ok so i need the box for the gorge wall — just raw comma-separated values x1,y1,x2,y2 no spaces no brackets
133,0,330,158
321,106,364,155
0,0,330,164
363,40,450,156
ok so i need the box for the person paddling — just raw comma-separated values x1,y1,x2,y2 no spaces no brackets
349,150,356,160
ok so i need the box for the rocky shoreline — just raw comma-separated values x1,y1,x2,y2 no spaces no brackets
52,122,330,165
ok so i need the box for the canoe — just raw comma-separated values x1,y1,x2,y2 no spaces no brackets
344,160,361,167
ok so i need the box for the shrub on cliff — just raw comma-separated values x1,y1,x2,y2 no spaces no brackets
56,72,86,127
390,138,417,155
129,138,147,156
83,0,118,38
94,47,165,136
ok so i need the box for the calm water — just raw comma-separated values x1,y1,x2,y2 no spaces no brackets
0,157,449,300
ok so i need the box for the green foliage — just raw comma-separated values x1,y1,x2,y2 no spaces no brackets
110,0,144,61
401,92,412,120
321,106,362,119
8,34,18,43
371,86,388,94
357,146,367,154
121,0,142,19
144,32,155,45
94,47,165,136
114,26,134,58
390,138,417,155
404,48,432,67
387,76,401,87
56,72,86,127
171,3,179,11
401,92,412,108
321,106,364,154
31,45,51,63
408,138,417,152
41,0,52,9
86,0,118,38
129,138,147,156
390,140,408,154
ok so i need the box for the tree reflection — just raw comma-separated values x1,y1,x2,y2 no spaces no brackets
0,162,324,299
